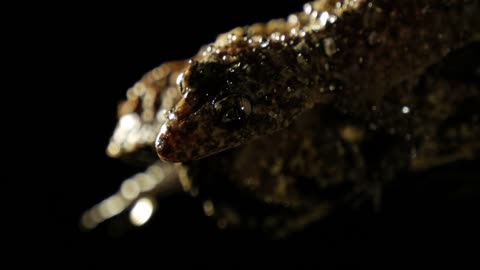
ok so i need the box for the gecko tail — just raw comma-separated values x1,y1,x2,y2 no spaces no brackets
80,161,181,231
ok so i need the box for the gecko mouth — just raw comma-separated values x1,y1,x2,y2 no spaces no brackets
155,98,202,162
155,108,244,163
155,113,218,163
155,120,197,162
155,124,179,162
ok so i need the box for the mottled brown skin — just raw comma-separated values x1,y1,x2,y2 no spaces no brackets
85,0,479,236
182,44,479,236
182,106,372,236
156,0,479,162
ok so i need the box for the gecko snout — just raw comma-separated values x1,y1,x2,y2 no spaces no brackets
155,122,186,162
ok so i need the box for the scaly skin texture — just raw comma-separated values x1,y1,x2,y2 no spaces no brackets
182,44,479,236
82,1,479,236
156,0,479,162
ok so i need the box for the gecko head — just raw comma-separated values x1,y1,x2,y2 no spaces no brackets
155,60,300,162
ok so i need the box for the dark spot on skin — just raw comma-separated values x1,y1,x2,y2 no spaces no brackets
214,95,252,129
182,120,199,134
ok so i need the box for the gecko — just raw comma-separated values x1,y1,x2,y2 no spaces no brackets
82,0,479,236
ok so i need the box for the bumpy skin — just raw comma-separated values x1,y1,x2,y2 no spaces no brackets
182,43,479,236
156,0,479,162
106,61,186,163
183,106,372,236
87,0,479,235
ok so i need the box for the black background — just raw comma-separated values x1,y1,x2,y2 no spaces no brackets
45,1,479,266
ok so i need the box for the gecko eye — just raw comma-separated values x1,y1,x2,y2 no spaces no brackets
214,95,252,128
